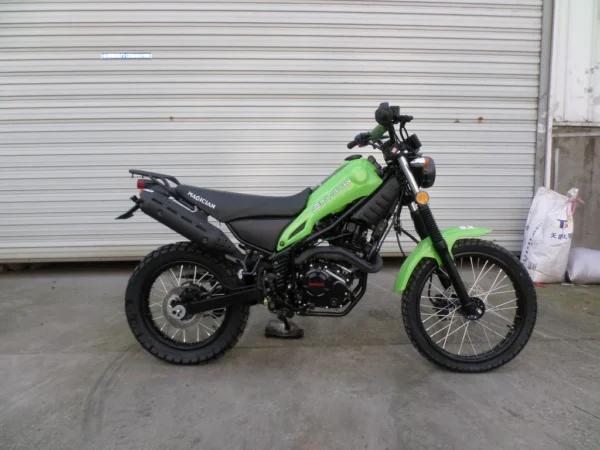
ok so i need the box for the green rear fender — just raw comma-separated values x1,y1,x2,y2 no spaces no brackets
393,226,493,292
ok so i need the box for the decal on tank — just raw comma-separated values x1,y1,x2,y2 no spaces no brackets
312,179,351,211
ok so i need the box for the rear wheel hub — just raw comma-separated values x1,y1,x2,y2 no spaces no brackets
162,286,201,327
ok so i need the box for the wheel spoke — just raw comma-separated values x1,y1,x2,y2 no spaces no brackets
466,325,477,354
195,272,209,285
206,314,222,328
419,300,445,307
489,306,518,312
440,311,458,348
469,260,488,293
483,276,508,300
158,277,169,294
470,257,476,283
477,320,508,339
487,309,514,324
480,282,513,297
426,312,456,333
487,298,518,311
435,320,469,345
479,317,508,330
199,322,214,336
420,313,442,319
170,268,180,287
458,322,469,355
478,321,493,351
483,270,503,302
426,280,449,299
475,263,496,292
205,282,221,296
429,312,463,339
430,321,453,339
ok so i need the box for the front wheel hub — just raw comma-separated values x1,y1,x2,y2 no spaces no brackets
462,297,486,320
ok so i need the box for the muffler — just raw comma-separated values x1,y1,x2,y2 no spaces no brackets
139,189,242,258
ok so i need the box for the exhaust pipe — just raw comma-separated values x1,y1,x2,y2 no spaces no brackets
139,189,243,259
294,246,383,273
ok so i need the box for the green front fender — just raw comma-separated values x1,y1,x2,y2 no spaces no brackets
393,226,493,292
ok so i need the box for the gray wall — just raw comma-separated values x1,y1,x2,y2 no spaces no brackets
553,126,600,250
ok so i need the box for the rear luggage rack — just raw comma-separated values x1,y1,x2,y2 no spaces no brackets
129,169,180,187
128,169,196,211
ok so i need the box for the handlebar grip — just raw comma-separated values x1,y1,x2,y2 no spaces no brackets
370,124,387,141
347,139,359,149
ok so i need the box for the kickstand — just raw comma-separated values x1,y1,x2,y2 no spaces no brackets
265,312,304,339
277,313,292,331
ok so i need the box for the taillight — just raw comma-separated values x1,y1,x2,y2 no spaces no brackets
137,179,145,190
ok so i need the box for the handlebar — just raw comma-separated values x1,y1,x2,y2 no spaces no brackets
370,124,387,140
347,139,359,149
347,103,415,150
346,124,388,149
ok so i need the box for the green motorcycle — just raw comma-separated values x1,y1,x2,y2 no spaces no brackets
118,103,537,372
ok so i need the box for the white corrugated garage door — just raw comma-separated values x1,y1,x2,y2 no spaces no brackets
0,0,542,262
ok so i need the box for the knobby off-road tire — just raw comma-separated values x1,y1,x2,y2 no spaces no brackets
402,239,537,373
125,242,249,365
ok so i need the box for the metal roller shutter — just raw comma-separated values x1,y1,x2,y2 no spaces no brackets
0,0,542,262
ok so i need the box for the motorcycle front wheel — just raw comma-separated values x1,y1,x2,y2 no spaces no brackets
401,239,537,373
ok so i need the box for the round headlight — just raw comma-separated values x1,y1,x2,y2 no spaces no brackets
420,157,436,188
410,157,436,189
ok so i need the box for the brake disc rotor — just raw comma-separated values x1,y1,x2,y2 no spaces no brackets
431,283,485,318
161,285,202,329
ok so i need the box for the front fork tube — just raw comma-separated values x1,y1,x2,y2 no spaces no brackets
400,155,472,309
415,204,473,309
409,203,451,291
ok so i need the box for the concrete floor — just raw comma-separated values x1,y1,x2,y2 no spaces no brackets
1,261,599,450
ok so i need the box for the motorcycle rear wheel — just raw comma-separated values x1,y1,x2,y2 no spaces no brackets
125,242,249,365
401,239,537,373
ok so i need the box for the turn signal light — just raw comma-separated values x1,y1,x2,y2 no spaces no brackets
415,191,429,205
137,179,145,190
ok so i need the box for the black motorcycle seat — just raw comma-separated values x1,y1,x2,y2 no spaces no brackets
176,185,311,222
